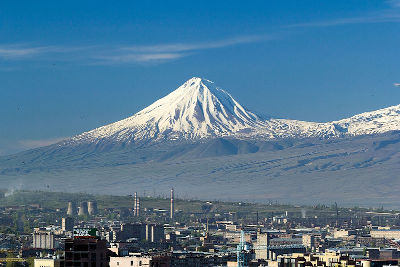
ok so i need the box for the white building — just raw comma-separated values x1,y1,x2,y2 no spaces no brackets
110,255,152,267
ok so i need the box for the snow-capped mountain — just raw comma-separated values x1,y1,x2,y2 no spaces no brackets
66,77,265,145
334,104,400,135
62,77,400,147
2,77,400,206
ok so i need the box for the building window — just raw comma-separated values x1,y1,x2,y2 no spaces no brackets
131,261,133,266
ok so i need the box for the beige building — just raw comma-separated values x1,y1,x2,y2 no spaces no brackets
333,230,356,238
61,217,74,232
370,230,400,239
276,252,356,267
302,234,315,250
110,255,152,267
255,231,269,260
34,258,60,267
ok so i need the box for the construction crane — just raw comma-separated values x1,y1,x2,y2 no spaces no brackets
237,230,251,267
234,230,305,267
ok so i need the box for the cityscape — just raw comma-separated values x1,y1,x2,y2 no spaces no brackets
1,189,400,266
1,1,400,266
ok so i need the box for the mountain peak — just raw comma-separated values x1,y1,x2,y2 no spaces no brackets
177,77,218,96
184,76,213,84
69,77,262,145
64,78,400,147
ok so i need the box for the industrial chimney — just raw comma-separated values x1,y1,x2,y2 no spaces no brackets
134,192,140,217
170,188,174,220
136,197,140,217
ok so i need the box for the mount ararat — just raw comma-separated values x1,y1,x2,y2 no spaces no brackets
63,77,400,146
1,77,400,207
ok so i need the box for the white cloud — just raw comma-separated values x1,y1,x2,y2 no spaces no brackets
0,44,90,60
94,52,185,64
0,46,47,59
94,34,273,65
120,35,271,53
0,35,272,65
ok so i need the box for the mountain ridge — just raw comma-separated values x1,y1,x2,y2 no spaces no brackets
55,77,400,149
1,77,400,207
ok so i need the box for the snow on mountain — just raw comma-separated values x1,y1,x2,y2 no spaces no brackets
334,104,400,135
62,77,400,146
67,77,267,145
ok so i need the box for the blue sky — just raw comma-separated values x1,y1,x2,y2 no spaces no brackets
1,0,400,155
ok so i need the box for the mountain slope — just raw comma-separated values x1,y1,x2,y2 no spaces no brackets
334,104,400,135
58,77,400,149
66,77,266,146
1,77,400,207
1,132,399,207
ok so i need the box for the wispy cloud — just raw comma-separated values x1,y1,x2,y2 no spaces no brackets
286,1,400,28
0,35,273,65
0,45,49,59
18,137,66,150
121,35,270,53
286,14,400,28
0,44,91,61
94,52,186,65
94,34,273,64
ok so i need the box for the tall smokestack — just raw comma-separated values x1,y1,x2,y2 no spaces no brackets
170,188,174,220
136,197,140,217
134,192,138,216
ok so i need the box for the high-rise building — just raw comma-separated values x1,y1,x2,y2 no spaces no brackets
62,217,74,232
146,224,164,243
120,223,146,241
170,188,174,220
255,230,270,260
302,234,315,251
63,238,112,266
